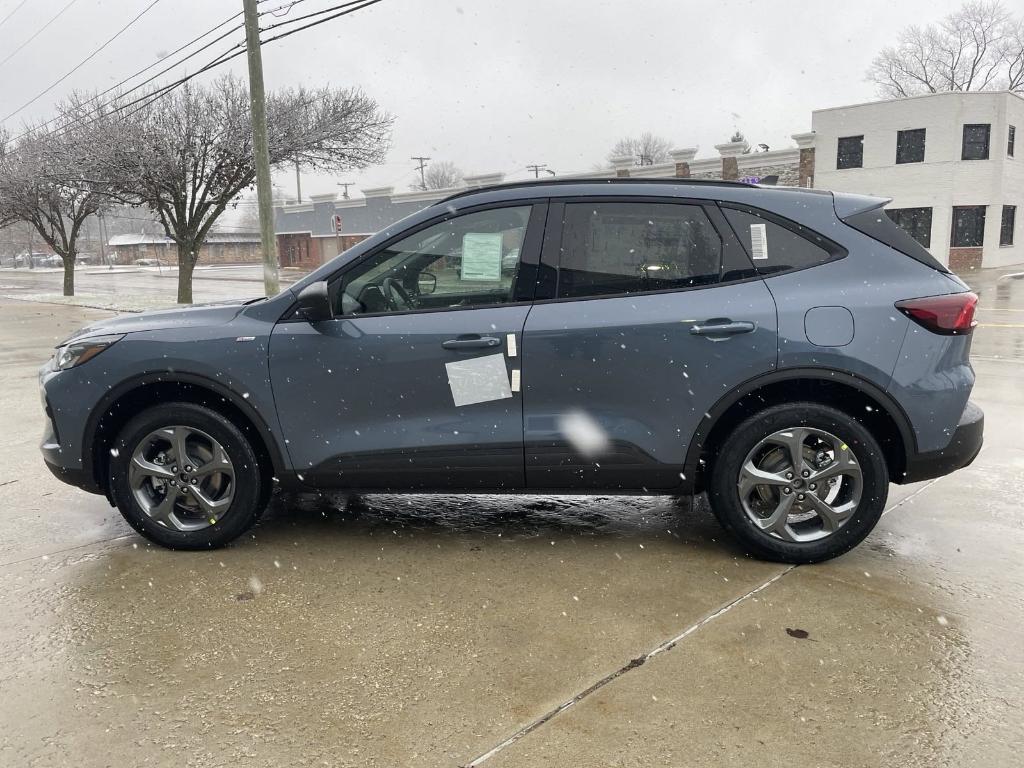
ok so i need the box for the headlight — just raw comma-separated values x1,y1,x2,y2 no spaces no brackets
53,334,124,370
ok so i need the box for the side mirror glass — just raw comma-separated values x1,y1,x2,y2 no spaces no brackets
296,281,333,323
417,271,437,295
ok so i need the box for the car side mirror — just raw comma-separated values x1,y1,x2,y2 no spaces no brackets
296,281,333,323
417,272,437,295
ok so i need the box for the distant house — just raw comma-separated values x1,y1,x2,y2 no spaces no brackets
107,231,262,265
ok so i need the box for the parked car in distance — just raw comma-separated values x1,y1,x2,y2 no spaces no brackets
39,179,983,563
134,258,167,267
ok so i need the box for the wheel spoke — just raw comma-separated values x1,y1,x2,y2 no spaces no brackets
738,460,790,498
190,486,231,519
752,491,797,541
772,427,808,476
194,443,233,478
145,490,180,528
130,454,175,484
805,495,857,533
160,426,195,469
810,446,861,483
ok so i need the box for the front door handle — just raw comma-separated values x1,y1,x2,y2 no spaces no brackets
690,320,756,336
442,335,502,350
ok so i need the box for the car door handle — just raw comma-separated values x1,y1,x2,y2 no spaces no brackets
689,320,756,336
442,335,502,350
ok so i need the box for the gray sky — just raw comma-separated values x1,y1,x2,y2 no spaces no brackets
0,0,967,201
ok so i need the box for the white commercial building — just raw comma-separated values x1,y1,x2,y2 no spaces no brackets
812,91,1022,272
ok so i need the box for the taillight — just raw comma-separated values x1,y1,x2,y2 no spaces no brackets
895,292,978,335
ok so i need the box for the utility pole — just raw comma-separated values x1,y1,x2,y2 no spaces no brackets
337,181,353,199
411,156,430,190
637,153,653,166
242,0,280,297
294,160,302,203
526,163,547,178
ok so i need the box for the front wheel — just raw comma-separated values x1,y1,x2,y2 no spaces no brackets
708,403,889,564
108,403,267,549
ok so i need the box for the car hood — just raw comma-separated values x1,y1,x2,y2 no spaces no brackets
61,300,251,344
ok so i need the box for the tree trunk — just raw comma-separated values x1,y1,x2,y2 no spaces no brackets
62,253,75,296
177,242,196,304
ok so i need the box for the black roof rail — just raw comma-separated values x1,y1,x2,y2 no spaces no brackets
432,176,759,205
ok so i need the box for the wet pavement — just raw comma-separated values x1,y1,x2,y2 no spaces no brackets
1,269,1023,766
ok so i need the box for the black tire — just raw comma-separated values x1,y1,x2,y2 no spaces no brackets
707,402,889,564
108,402,266,550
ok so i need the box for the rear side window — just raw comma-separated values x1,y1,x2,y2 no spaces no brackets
556,202,722,299
721,206,839,275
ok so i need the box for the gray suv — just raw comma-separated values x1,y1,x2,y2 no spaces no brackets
39,180,983,563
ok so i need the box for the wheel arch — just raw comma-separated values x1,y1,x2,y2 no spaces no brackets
684,368,915,490
85,372,288,498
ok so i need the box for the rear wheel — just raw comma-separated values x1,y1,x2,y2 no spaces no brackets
108,403,266,549
708,403,889,563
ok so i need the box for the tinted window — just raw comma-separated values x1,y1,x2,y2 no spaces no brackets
722,206,838,275
1001,205,1016,247
556,202,721,299
962,124,990,160
886,207,932,248
335,206,531,315
895,128,925,164
837,135,863,169
951,206,986,247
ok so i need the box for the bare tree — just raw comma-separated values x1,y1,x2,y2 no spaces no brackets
0,100,117,295
868,1,1024,96
413,160,464,190
110,75,392,303
607,132,673,165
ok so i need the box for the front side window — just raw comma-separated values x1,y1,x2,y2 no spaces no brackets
555,202,722,299
335,206,531,315
962,124,990,160
895,128,926,164
837,135,863,169
886,207,932,248
722,206,838,275
1001,205,1016,247
951,206,986,247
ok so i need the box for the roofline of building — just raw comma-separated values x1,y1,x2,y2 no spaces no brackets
813,89,1024,115
433,177,759,205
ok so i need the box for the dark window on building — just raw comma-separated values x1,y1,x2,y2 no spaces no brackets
722,206,839,275
951,206,986,247
836,135,863,169
1009,125,1016,157
555,203,722,299
961,124,990,160
885,207,932,248
1001,205,1017,246
896,129,926,164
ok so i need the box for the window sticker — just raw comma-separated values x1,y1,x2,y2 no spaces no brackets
445,353,512,407
750,223,769,260
461,233,503,281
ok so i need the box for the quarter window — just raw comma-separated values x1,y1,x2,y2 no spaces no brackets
555,202,722,299
951,206,986,248
722,207,838,275
961,124,990,160
885,207,932,248
335,206,531,315
836,135,863,169
895,129,926,164
1001,205,1016,247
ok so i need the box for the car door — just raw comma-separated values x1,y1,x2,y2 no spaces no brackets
269,202,547,490
521,198,778,491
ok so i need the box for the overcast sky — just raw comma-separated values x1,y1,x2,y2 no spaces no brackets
0,0,967,204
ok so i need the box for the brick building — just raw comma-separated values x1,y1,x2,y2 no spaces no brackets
108,231,262,265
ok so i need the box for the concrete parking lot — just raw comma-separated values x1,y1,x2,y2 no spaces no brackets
1,271,1022,767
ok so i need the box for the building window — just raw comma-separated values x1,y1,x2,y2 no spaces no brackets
1009,125,1016,157
895,129,926,164
951,206,986,247
961,124,990,160
836,135,863,169
1001,205,1017,247
886,207,932,248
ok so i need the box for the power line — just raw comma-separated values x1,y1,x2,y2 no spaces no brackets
2,0,166,123
0,0,29,30
0,0,83,69
411,156,430,190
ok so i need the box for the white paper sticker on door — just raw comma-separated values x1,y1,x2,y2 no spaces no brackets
461,233,503,281
445,353,512,407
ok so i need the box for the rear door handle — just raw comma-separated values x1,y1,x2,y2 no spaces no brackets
689,320,756,336
442,335,502,350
